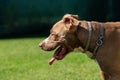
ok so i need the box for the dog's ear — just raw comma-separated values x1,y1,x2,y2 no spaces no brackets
63,17,73,30
63,14,79,32
63,14,79,19
71,15,79,19
62,14,74,29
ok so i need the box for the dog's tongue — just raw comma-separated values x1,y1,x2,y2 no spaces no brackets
48,57,56,65
48,46,62,65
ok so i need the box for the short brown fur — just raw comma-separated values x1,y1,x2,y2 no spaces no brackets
39,14,120,80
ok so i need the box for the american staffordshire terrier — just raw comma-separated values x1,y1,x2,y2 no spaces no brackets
39,14,120,80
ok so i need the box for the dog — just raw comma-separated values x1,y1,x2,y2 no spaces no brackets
39,14,120,80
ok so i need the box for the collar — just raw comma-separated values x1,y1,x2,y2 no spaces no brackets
83,22,92,53
82,22,104,59
91,23,104,59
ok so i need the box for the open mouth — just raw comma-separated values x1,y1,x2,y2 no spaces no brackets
48,45,67,65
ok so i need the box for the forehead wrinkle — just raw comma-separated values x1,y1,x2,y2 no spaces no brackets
51,21,65,33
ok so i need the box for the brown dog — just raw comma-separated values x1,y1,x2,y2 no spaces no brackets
39,14,120,80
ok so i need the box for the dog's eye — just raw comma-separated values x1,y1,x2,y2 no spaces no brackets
51,33,57,36
55,34,59,37
52,34,60,41
51,33,59,37
54,35,59,41
50,33,59,38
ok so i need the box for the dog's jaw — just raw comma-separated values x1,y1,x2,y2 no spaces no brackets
48,44,68,65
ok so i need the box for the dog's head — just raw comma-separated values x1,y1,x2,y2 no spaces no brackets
39,14,81,65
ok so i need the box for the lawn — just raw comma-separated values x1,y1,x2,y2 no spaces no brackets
0,37,101,80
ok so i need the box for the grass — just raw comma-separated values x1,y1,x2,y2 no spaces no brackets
0,37,101,80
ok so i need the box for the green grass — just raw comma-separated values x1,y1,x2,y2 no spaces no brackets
0,37,101,80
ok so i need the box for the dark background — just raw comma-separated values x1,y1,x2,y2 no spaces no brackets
0,0,120,38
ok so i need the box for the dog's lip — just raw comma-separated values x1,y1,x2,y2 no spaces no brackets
54,45,66,60
48,44,67,65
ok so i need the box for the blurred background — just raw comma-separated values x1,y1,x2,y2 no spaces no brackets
0,1,120,79
0,0,120,38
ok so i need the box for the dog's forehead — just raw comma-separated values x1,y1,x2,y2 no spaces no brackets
50,20,65,33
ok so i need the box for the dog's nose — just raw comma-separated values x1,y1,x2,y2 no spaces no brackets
39,42,43,48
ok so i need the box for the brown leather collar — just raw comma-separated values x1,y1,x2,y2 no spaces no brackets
82,22,104,59
91,23,104,59
83,22,92,53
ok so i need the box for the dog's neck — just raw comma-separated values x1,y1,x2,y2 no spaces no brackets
76,21,101,54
